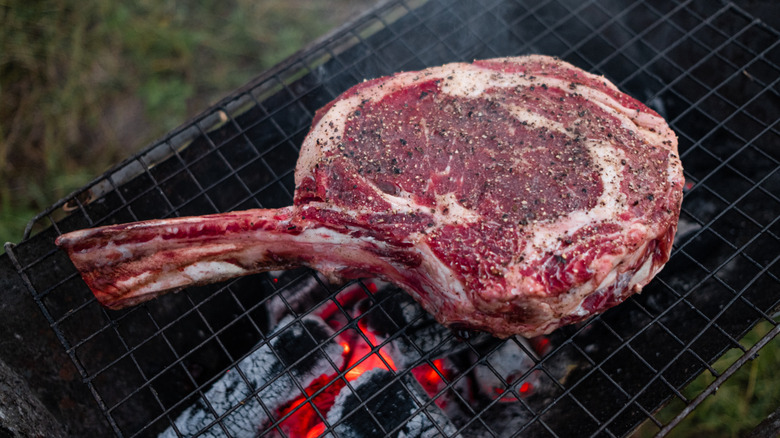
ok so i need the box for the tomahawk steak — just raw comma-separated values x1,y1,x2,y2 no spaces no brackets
56,55,684,338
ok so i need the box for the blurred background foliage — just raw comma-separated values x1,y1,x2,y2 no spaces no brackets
0,0,368,244
0,1,777,436
637,320,780,437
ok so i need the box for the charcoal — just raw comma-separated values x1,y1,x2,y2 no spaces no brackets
159,315,342,438
364,286,494,368
326,369,455,438
265,270,330,327
471,337,538,398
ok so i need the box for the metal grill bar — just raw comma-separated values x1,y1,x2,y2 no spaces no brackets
658,321,780,437
5,0,780,437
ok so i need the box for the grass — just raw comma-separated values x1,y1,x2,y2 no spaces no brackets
0,0,368,245
1,1,778,436
636,320,780,437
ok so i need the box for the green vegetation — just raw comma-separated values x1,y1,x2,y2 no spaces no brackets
637,321,780,437
1,0,367,244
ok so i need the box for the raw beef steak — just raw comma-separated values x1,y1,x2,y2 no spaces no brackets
56,55,684,338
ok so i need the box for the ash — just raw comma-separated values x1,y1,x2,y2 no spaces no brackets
161,278,559,438
159,315,342,438
326,369,456,438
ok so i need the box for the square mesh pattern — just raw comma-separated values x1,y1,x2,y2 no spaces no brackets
6,0,780,437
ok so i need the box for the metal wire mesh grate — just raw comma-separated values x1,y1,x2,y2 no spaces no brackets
5,0,780,436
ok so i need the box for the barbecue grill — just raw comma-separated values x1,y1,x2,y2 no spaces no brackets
2,0,779,436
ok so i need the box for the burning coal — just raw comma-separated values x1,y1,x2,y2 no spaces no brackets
160,278,550,437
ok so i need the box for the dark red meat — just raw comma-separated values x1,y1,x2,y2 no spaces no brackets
56,55,684,338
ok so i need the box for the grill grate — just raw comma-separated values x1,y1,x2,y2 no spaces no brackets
5,0,780,436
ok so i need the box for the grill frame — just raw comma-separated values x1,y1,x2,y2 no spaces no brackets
5,0,780,436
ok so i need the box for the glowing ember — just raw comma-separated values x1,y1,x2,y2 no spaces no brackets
306,423,326,438
276,318,400,437
260,282,545,438
411,359,450,404
158,279,548,438
277,374,345,438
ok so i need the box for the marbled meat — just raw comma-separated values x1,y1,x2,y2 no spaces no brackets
56,55,684,338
